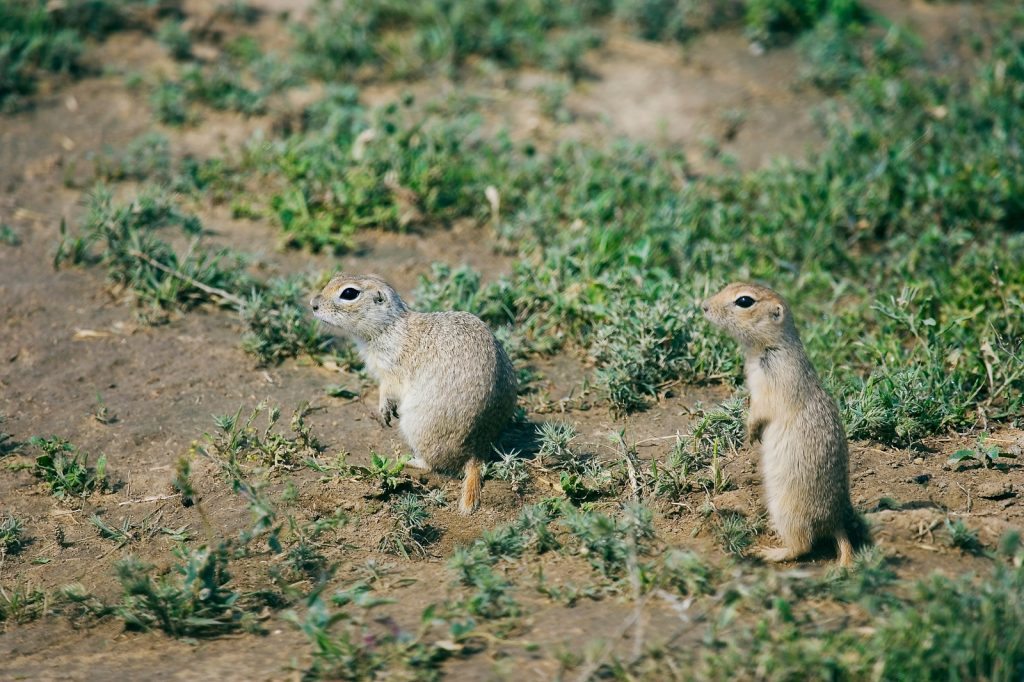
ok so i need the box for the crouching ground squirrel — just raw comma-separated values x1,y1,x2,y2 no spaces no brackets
703,282,867,566
311,274,517,514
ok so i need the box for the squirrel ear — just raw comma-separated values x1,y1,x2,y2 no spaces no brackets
770,303,784,322
374,291,385,304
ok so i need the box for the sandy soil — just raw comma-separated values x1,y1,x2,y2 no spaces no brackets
1,2,1020,679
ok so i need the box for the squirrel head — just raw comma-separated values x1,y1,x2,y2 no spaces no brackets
311,274,408,341
702,282,799,353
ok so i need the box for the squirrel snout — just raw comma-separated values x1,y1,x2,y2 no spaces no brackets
310,295,322,311
701,301,710,314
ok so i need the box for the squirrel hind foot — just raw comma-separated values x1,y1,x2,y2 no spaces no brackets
458,459,482,515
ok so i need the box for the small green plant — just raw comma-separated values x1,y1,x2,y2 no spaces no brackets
156,19,191,60
813,545,897,608
90,514,140,548
709,509,764,556
657,549,715,596
699,440,731,495
29,436,108,499
0,415,18,456
326,385,359,399
559,502,656,579
288,588,389,679
514,503,561,554
277,512,347,581
171,455,195,507
535,421,579,468
0,583,46,625
94,132,172,183
589,293,694,413
949,433,1015,470
616,0,742,43
348,453,410,496
0,0,149,109
151,80,193,125
240,276,332,365
0,224,19,246
745,0,867,47
946,518,985,556
378,494,434,558
201,402,323,472
559,471,598,504
57,188,330,363
288,584,447,679
489,449,530,497
651,436,695,500
114,544,247,637
292,0,611,81
92,392,114,424
0,515,27,555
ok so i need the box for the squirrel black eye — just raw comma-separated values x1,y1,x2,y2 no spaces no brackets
339,287,360,301
735,295,755,308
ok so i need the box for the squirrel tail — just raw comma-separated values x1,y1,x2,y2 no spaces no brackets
836,506,872,567
459,458,482,515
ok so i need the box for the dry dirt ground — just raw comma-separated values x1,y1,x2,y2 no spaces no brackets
1,1,1021,680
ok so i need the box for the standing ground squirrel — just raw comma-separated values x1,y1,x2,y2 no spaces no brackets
703,282,866,566
311,274,517,514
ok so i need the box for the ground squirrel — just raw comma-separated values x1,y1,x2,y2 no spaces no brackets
311,274,517,514
703,282,865,566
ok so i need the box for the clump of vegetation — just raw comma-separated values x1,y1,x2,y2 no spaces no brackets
0,224,20,246
534,423,613,504
589,293,693,413
745,0,867,47
0,584,46,625
90,513,141,548
171,456,195,507
347,453,411,497
94,132,173,183
615,0,743,43
113,545,248,637
56,187,330,364
0,0,154,109
559,502,656,578
150,80,193,126
200,402,322,472
867,565,1024,680
240,276,333,365
156,19,191,61
288,584,448,680
28,436,108,499
293,0,607,81
150,34,295,126
651,400,743,500
0,415,18,456
0,515,28,555
945,518,985,556
378,494,435,558
948,432,1016,470
489,449,531,497
276,512,347,582
708,509,764,556
657,548,716,596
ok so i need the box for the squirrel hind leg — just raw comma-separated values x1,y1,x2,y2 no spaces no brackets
835,528,854,567
458,458,483,515
759,527,813,563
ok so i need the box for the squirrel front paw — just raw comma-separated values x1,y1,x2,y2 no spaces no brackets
379,399,398,427
747,418,767,445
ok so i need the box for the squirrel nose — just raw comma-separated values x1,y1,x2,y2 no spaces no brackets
701,302,710,314
310,295,322,311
